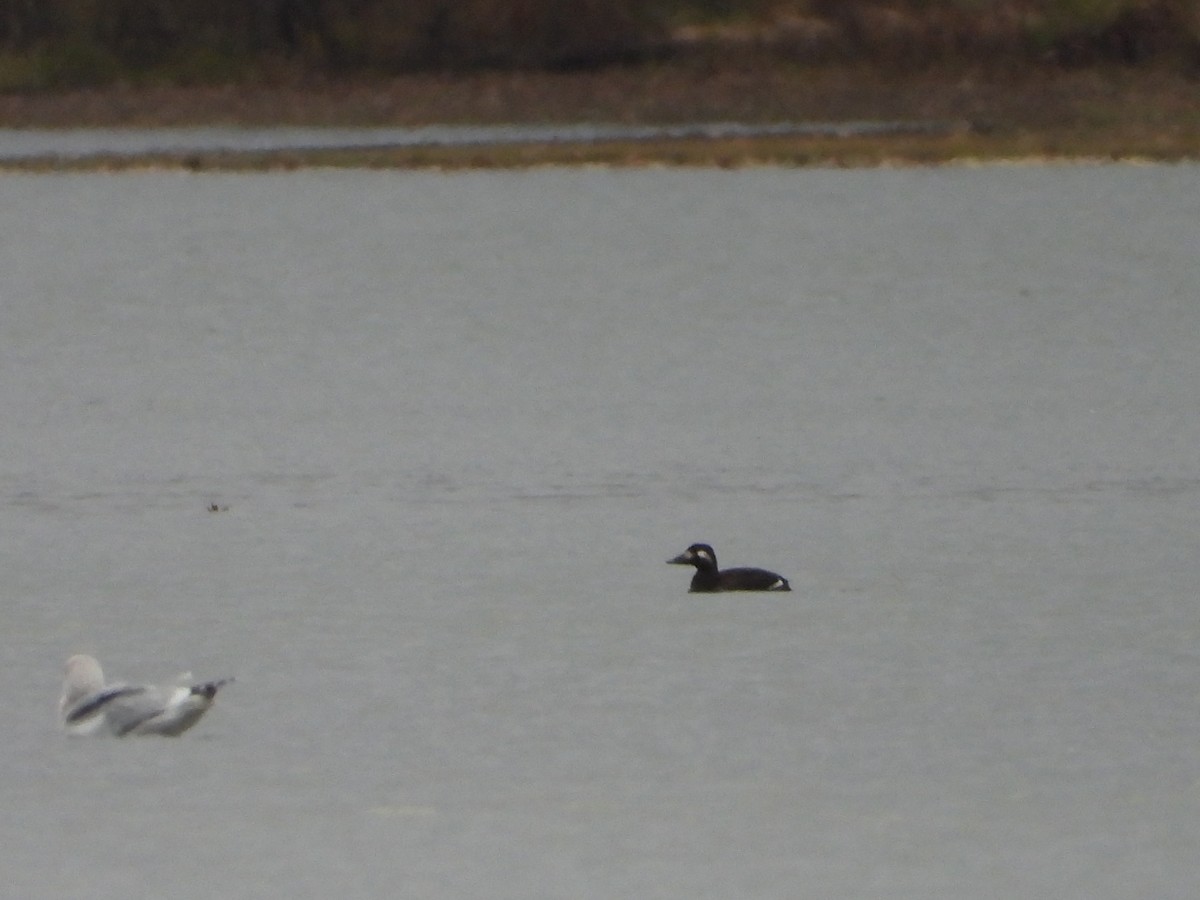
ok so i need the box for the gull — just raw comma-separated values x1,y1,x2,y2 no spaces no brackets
59,654,232,737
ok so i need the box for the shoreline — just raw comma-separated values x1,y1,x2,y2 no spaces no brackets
2,62,1198,169
4,129,1195,174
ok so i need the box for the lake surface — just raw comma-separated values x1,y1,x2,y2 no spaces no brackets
1,164,1198,898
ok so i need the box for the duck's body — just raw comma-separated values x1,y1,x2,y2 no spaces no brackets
667,543,791,593
59,654,232,737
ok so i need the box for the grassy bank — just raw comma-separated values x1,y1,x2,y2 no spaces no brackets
1,59,1198,170
1,2,1197,168
7,128,1192,173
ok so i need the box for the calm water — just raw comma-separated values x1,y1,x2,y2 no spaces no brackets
1,165,1198,898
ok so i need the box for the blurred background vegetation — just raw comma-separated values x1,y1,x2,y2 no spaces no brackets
0,0,1196,89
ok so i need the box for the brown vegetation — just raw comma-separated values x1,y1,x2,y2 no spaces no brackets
2,62,1197,169
1,2,1197,168
0,1,1197,90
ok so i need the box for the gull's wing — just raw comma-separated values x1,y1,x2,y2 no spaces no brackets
63,685,147,734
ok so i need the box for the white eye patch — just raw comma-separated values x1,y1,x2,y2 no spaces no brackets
694,548,712,561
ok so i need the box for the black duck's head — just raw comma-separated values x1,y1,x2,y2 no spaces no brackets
667,543,718,572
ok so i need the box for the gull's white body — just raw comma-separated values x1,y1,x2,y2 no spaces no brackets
59,654,231,737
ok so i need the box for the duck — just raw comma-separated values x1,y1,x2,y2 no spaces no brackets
667,543,791,592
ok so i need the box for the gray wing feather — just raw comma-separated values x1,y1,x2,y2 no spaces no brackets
64,685,147,725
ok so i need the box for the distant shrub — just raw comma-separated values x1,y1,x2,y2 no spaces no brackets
39,36,123,87
324,0,656,71
0,0,1195,86
1037,0,1200,64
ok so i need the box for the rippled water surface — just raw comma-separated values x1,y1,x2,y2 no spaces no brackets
2,165,1198,898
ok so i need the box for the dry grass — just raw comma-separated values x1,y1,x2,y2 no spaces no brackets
2,59,1198,169
1,59,1196,128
